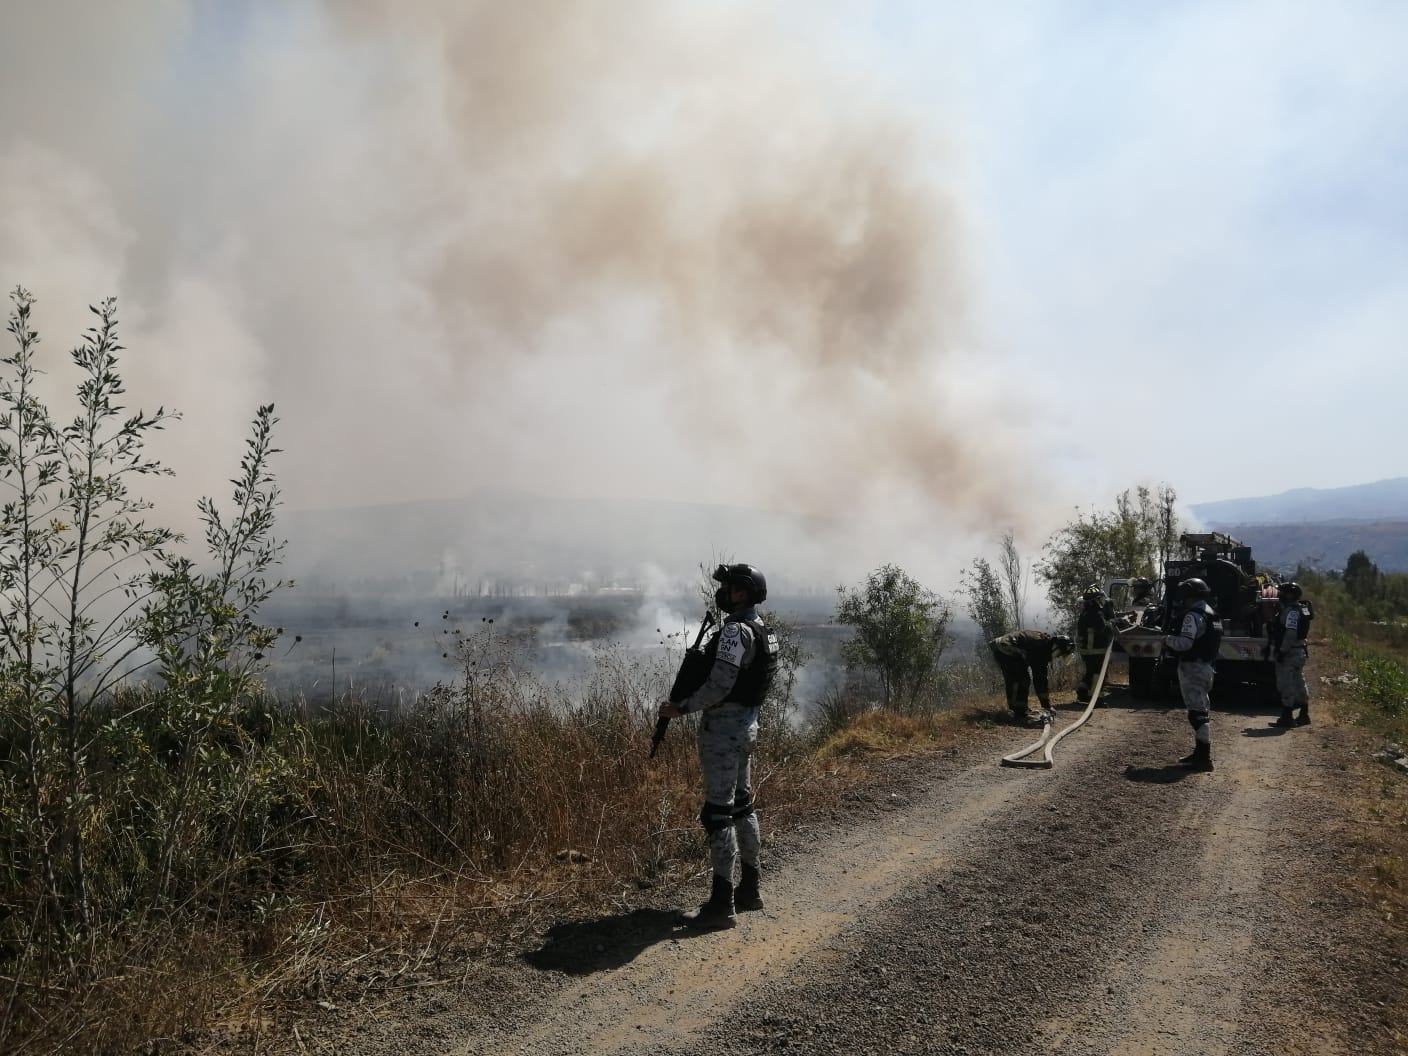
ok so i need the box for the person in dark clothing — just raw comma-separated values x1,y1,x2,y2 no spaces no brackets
1075,584,1117,703
989,629,1076,725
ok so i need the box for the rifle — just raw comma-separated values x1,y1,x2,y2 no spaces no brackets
651,610,716,758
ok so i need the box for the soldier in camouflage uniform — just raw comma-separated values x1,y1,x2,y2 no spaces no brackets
1164,577,1219,772
658,563,780,930
1268,581,1313,728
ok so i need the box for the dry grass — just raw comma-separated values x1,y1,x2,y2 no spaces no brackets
815,708,969,760
1309,630,1408,1054
1,628,864,1055
0,640,1129,1055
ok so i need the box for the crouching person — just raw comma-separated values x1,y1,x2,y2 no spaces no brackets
988,629,1076,725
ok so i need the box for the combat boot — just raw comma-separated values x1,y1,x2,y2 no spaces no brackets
1294,706,1311,727
681,874,736,930
1271,709,1295,728
735,862,763,912
1181,742,1214,772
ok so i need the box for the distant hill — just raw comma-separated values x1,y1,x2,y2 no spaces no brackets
1190,478,1408,525
1208,522,1408,574
1189,478,1408,573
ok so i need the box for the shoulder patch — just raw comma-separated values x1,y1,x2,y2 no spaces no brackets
717,622,746,667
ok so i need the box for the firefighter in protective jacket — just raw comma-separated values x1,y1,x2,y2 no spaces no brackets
658,563,780,930
1076,585,1116,702
988,629,1075,725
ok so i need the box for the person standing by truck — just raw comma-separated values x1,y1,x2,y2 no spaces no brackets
1268,581,1313,728
1076,585,1117,702
1164,578,1220,772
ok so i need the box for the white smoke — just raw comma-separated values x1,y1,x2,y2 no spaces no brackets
0,1,1059,591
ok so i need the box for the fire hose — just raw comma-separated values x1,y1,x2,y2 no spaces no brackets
1000,639,1114,770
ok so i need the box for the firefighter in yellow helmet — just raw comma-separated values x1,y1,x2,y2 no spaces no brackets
1075,584,1116,702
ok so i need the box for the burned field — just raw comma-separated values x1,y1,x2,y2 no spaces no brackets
257,592,850,710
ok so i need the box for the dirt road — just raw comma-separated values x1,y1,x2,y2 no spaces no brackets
277,685,1407,1056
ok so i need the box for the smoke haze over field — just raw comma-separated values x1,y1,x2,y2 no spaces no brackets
0,0,1059,590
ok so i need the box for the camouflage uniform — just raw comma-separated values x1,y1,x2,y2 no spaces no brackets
1176,658,1215,734
1271,602,1311,721
1275,648,1309,712
1165,601,1218,769
675,608,766,881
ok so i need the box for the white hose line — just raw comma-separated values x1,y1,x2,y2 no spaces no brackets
999,640,1115,770
999,718,1057,769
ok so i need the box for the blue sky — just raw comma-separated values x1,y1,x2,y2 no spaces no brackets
853,0,1408,504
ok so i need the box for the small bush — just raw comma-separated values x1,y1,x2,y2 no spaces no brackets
812,677,874,738
834,565,953,710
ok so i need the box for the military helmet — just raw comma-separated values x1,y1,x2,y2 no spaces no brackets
1179,577,1212,599
713,562,768,603
1277,580,1303,602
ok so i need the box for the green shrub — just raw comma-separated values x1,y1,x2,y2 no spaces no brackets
834,564,952,711
1355,653,1408,720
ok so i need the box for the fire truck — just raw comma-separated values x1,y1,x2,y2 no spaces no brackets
1106,532,1281,701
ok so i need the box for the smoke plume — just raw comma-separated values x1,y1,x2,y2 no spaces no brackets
0,1,1054,588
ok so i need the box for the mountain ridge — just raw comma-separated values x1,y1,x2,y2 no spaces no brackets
1190,477,1408,525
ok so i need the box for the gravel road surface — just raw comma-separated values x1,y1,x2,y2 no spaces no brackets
242,684,1407,1056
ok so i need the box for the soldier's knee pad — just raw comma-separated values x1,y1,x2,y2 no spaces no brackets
699,801,734,835
1187,710,1209,730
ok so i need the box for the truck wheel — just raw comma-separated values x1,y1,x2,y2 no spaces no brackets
1129,658,1155,699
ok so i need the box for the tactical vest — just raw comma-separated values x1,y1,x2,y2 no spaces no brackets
1271,601,1314,649
1184,608,1222,663
720,616,780,708
1294,601,1314,640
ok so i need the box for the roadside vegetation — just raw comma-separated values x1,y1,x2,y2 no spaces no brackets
1295,554,1408,746
0,291,1035,1056
1291,555,1408,971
